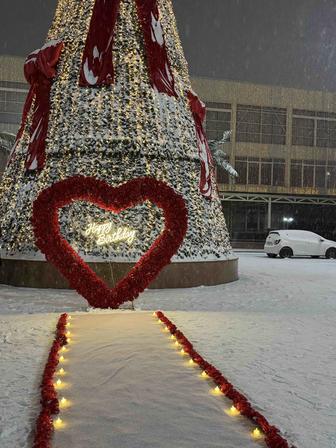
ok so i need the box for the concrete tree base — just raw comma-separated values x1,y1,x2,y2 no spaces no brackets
0,257,238,289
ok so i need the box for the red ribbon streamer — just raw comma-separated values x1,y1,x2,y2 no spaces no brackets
24,40,64,171
79,0,177,97
79,0,120,87
7,40,63,173
8,41,63,171
135,0,177,97
187,90,214,199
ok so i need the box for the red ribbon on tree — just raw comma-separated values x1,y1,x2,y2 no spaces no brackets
187,90,214,199
9,40,64,171
135,0,177,97
24,40,64,172
79,0,177,97
79,0,120,87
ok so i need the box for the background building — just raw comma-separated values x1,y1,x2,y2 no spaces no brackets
0,56,28,178
192,77,336,247
0,56,335,246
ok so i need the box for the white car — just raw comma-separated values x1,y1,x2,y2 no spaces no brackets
264,230,336,259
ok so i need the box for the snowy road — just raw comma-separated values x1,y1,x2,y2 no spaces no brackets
0,253,335,447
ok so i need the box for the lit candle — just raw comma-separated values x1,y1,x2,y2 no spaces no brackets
252,428,262,439
201,371,208,378
227,406,240,416
213,386,222,394
54,417,63,429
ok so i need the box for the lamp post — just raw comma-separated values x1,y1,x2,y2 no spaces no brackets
283,217,294,230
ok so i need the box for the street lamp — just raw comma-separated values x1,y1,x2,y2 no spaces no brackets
283,217,294,229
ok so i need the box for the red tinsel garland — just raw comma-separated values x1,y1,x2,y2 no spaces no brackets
79,0,120,87
155,311,297,448
32,313,68,448
32,176,188,309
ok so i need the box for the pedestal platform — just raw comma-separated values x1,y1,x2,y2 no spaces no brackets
0,257,238,289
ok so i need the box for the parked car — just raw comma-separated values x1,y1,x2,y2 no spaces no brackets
264,230,336,259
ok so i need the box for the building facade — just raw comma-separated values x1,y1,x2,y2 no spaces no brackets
192,77,336,246
0,56,335,246
0,56,29,179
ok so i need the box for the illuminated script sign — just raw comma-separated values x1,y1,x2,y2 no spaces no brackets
83,222,137,246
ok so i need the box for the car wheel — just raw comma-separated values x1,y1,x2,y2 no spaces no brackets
267,253,277,258
326,247,336,259
279,247,293,259
311,256,320,259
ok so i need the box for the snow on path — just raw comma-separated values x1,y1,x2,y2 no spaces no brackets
0,314,58,448
0,254,335,447
53,313,256,448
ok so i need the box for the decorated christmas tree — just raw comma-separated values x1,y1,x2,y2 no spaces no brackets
0,0,236,288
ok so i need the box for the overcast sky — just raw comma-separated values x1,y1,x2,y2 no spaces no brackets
1,0,336,92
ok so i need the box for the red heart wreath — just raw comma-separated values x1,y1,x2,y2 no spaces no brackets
32,176,188,309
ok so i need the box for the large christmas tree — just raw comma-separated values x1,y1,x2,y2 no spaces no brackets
0,0,234,282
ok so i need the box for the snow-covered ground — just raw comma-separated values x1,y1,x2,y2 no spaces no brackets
1,252,335,447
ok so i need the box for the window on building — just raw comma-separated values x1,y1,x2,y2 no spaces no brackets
236,104,286,144
261,107,287,144
216,166,229,184
316,119,336,148
292,117,314,146
248,158,259,184
261,159,272,185
326,162,336,189
235,157,285,186
303,161,314,187
273,159,285,186
290,160,302,187
205,103,231,141
0,84,28,129
315,164,326,188
292,109,336,148
235,157,247,184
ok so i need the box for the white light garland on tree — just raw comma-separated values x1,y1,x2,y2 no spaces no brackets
0,0,233,262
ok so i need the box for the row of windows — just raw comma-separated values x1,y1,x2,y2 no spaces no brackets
206,103,336,148
290,160,336,189
217,157,336,189
232,157,285,186
2,87,336,152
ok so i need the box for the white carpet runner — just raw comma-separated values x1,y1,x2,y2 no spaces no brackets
53,312,256,447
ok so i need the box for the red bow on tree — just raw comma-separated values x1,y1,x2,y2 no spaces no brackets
79,0,177,97
9,40,64,172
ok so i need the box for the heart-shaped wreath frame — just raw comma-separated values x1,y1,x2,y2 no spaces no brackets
32,176,188,308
